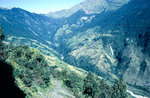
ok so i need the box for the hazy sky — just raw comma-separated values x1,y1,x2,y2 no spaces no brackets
0,0,85,14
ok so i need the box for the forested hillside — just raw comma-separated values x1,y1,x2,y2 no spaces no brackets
53,0,150,96
0,27,128,97
0,0,150,97
0,27,26,97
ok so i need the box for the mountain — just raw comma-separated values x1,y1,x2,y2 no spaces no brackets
0,7,64,55
1,27,127,97
0,8,57,39
47,0,130,18
0,0,150,97
53,0,150,96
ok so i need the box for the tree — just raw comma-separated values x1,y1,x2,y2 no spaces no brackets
112,78,128,98
0,27,5,40
0,27,5,60
98,79,112,98
83,72,100,97
7,46,51,88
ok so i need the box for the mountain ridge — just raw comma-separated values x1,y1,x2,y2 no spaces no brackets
47,0,130,18
0,0,150,97
52,0,150,96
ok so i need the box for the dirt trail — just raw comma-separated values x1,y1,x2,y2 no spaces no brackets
48,79,75,98
37,79,75,98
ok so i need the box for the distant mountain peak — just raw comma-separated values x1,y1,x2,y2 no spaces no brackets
47,0,130,18
0,7,13,10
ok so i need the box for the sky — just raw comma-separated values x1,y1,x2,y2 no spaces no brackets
0,0,85,14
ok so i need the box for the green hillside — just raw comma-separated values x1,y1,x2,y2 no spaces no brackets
53,1,150,96
0,27,128,97
0,0,150,97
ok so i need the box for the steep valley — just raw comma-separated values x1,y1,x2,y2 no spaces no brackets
53,1,150,96
0,0,150,97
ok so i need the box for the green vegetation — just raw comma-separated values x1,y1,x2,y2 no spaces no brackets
112,78,128,98
0,27,128,97
0,27,51,96
0,27,5,60
50,64,128,98
1,0,150,96
6,46,51,96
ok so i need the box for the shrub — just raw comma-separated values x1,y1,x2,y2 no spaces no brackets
7,46,51,89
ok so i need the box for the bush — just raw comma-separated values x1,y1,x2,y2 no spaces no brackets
7,46,51,89
112,78,127,98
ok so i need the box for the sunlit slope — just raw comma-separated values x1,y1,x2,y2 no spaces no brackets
6,46,112,98
47,0,130,18
53,0,150,95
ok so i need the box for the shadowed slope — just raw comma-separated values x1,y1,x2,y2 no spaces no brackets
0,60,26,98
